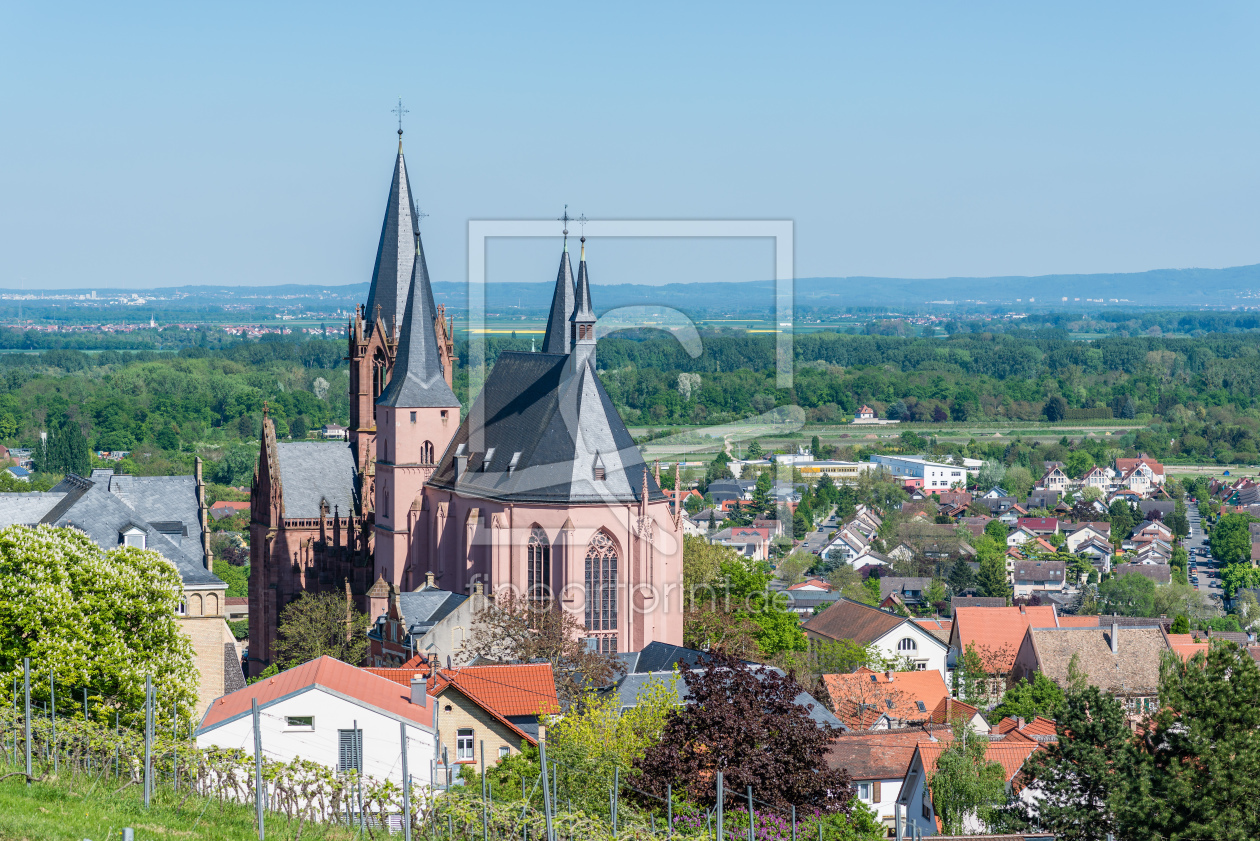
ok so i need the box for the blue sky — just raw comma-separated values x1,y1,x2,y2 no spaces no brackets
2,2,1258,291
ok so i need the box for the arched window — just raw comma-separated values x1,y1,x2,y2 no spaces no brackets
585,531,618,640
421,440,434,464
898,637,917,652
527,527,551,604
372,348,388,398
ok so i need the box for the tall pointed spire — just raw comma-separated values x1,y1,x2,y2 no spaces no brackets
541,247,576,355
569,237,597,370
364,143,418,342
377,237,459,408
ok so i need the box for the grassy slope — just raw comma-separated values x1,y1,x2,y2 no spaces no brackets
0,766,355,841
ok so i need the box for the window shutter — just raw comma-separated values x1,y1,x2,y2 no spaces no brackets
873,781,881,803
338,729,363,772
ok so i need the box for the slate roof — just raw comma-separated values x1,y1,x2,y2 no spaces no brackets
0,492,66,526
104,473,201,549
1113,562,1171,585
1025,626,1168,695
949,596,1007,609
274,442,359,519
618,640,711,674
1012,560,1065,583
31,475,222,588
427,352,664,505
198,656,433,733
614,668,843,729
802,598,908,645
364,145,419,342
375,237,459,409
394,588,467,635
541,248,576,354
880,577,932,601
223,645,246,694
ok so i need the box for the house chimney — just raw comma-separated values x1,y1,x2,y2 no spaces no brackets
1016,716,1025,730
1110,623,1119,655
1019,604,1026,615
886,670,894,682
454,453,469,480
425,571,435,588
410,676,427,706
473,581,483,596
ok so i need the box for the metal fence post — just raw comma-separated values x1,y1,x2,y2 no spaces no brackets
716,771,723,841
23,658,31,787
252,697,263,839
747,787,754,841
400,721,412,841
791,804,796,841
173,699,178,794
481,742,488,841
143,676,152,808
50,670,56,774
667,783,673,838
538,739,554,841
613,766,619,833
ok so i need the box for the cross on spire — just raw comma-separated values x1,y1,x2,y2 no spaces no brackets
577,213,588,236
559,205,570,248
392,98,409,138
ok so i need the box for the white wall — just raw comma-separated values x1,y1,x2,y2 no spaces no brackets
872,622,949,681
197,687,437,788
854,777,904,827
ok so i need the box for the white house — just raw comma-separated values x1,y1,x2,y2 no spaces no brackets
803,599,950,679
196,657,437,790
1006,527,1036,548
1064,523,1110,553
869,455,971,491
897,740,1040,837
824,526,872,563
1081,466,1111,491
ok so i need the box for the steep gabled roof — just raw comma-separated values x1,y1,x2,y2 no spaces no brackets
913,740,1039,785
822,668,949,729
199,656,433,733
1025,625,1168,695
429,664,561,718
802,598,907,645
364,145,420,341
273,441,359,519
541,248,576,355
427,352,663,505
376,237,459,409
950,606,1058,673
826,727,931,780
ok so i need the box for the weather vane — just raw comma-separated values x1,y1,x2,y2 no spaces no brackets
414,206,429,226
559,205,571,247
392,98,409,138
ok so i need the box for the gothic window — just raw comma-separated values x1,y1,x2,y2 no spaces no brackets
584,531,618,634
372,348,388,399
527,527,551,604
421,440,434,464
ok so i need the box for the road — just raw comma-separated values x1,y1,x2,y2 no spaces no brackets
1184,501,1222,601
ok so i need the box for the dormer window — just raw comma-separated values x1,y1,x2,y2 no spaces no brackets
482,448,496,471
121,527,146,549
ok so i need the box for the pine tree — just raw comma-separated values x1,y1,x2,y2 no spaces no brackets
996,685,1128,841
948,556,975,593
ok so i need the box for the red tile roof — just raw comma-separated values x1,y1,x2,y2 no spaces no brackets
951,606,1059,674
929,696,980,725
225,597,249,606
199,656,432,732
823,667,949,729
826,727,934,780
1017,517,1059,532
915,740,1040,784
429,664,561,718
1056,615,1100,628
366,666,432,686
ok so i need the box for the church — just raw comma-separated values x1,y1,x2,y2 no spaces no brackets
247,137,684,675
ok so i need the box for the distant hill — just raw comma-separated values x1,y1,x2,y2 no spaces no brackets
6,263,1260,315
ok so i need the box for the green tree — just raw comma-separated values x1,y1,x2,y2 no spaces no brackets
948,556,975,593
974,536,1010,601
1000,685,1128,841
752,470,774,518
745,440,764,460
1170,614,1190,634
1220,563,1260,597
1004,465,1034,500
271,590,370,670
1097,572,1156,617
1210,512,1254,564
1115,642,1260,839
992,672,1064,722
1108,499,1138,539
0,525,197,723
1043,396,1068,423
1064,449,1095,479
984,518,1009,541
289,415,308,440
37,413,90,476
929,721,1009,835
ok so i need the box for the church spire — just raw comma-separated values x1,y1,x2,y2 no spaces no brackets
541,220,576,355
570,236,597,370
377,237,459,409
364,140,418,342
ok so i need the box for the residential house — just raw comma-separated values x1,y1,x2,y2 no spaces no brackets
856,405,877,420
196,656,437,786
822,668,949,730
1081,465,1111,491
1138,500,1175,521
422,664,561,770
1016,517,1059,536
981,487,1010,499
1064,522,1110,552
949,596,1007,609
1006,527,1036,548
320,423,349,440
898,741,1040,837
752,517,785,537
367,577,488,668
209,500,250,521
804,598,950,678
4,465,30,482
913,618,952,645
998,505,1027,526
1027,488,1061,510
1010,560,1066,599
1033,469,1066,499
1115,454,1165,486
947,605,1060,700
787,578,834,593
824,526,872,563
880,577,933,609
958,516,993,538
826,728,927,831
705,479,755,505
1010,624,1168,728
927,697,989,734
710,526,769,560
1075,538,1114,570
